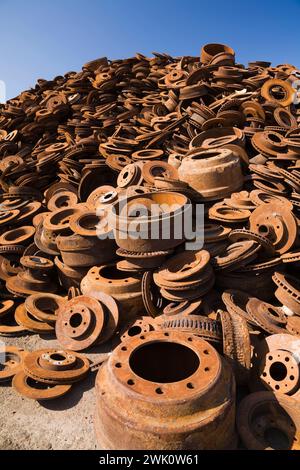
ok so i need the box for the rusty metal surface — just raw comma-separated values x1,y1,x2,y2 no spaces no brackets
120,316,157,342
116,247,171,272
163,299,203,317
25,293,65,324
253,334,300,397
6,255,58,297
14,304,55,333
95,330,236,450
246,298,287,333
217,309,251,384
0,42,300,449
0,345,28,382
23,349,90,384
141,270,164,318
55,296,105,351
12,372,72,401
160,314,222,344
273,272,300,315
158,250,210,281
249,203,297,254
237,392,300,450
81,264,142,324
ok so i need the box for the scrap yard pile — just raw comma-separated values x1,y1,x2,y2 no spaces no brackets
1,42,300,450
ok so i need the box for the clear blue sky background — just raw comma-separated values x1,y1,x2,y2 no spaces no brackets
1,0,300,99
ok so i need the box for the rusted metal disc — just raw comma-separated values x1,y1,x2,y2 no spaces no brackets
217,309,251,384
251,130,287,157
160,314,222,344
222,290,257,327
6,267,58,297
0,345,28,382
209,205,251,223
0,256,22,282
125,185,152,198
158,250,210,282
142,161,178,185
68,211,102,237
204,224,231,243
86,185,115,209
90,292,119,344
0,245,25,255
212,240,260,271
12,372,72,400
255,332,300,396
287,316,300,336
23,349,90,384
237,392,300,450
249,163,284,181
272,272,300,315
224,191,256,211
39,351,78,371
34,220,60,256
0,299,14,318
43,207,83,233
45,182,77,204
21,255,54,271
117,163,143,188
236,256,282,273
258,344,300,396
228,229,275,255
74,289,119,344
259,333,300,351
163,299,202,317
261,79,295,107
281,250,300,264
0,209,20,227
15,304,55,333
160,275,215,301
95,326,236,449
141,271,164,318
6,254,57,297
25,293,66,324
249,203,298,254
106,155,132,171
68,287,81,299
16,201,42,225
154,263,215,290
117,257,163,272
246,298,287,334
0,226,35,246
81,264,142,296
132,149,164,161
250,190,293,209
121,317,157,342
47,191,78,212
55,296,105,350
0,316,28,336
0,198,29,212
109,330,222,399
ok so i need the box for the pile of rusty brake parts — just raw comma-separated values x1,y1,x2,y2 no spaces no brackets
0,42,300,450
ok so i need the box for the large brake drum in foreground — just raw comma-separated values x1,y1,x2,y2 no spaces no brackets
95,330,236,450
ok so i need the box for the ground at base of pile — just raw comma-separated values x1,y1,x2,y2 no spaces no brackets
0,335,98,450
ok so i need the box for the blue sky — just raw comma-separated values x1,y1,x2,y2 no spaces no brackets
1,0,300,99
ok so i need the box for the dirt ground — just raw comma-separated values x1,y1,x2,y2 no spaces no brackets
0,333,113,450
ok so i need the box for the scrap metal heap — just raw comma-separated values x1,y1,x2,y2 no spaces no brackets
0,43,300,449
